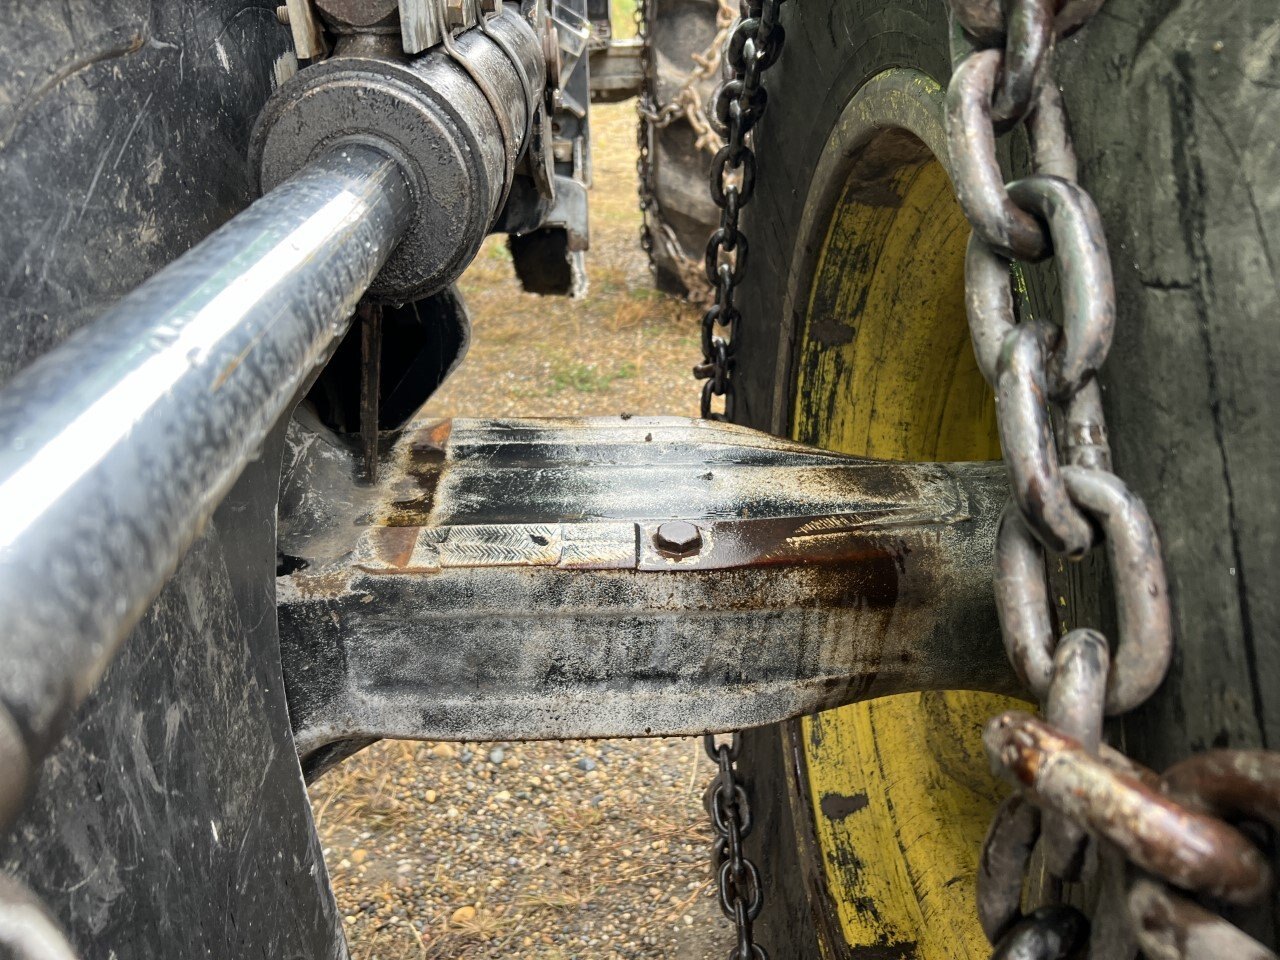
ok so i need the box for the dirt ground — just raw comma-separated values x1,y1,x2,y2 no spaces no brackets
307,100,736,959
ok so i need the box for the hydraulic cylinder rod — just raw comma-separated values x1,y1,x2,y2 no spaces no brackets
0,143,413,834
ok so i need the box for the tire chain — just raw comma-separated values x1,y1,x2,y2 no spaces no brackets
638,0,736,151
703,733,767,960
945,2,1280,958
692,3,785,955
691,0,787,421
634,0,727,300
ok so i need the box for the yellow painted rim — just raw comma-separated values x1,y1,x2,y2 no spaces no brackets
784,69,1027,959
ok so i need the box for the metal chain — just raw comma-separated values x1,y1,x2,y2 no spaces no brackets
692,0,787,421
691,3,786,952
945,2,1279,957
634,0,726,300
703,733,766,960
634,0,659,274
638,0,736,152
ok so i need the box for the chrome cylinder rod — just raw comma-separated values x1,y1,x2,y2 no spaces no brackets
0,143,413,831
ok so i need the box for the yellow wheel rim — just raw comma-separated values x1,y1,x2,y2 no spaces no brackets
784,70,1027,959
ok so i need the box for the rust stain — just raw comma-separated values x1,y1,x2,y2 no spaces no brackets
420,418,452,451
369,525,419,569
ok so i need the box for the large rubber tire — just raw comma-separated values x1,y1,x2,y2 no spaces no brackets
643,0,721,298
0,4,349,958
728,0,1280,956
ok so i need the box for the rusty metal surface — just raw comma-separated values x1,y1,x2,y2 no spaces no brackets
985,711,1273,905
277,415,1017,762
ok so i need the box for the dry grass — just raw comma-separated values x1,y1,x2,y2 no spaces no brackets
422,97,704,421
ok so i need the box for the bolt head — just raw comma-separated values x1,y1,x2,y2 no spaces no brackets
445,0,467,27
313,0,399,27
655,520,703,558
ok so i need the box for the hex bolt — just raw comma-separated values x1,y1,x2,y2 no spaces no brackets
276,4,291,24
313,0,400,27
654,520,703,558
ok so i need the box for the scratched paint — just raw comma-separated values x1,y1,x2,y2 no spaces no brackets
789,90,1026,958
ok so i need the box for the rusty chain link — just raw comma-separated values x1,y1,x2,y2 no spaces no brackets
946,2,1278,957
691,0,786,420
638,0,736,150
703,733,766,960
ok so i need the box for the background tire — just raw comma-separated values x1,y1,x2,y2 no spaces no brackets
642,0,723,298
729,0,1280,955
0,4,346,956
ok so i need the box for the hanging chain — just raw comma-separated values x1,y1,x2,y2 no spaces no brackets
945,2,1280,957
691,0,787,420
634,0,659,276
690,3,786,954
703,733,766,960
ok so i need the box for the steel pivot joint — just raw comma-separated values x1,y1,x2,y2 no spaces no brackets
250,2,546,302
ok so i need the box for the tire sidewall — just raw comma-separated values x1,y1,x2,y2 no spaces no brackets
730,7,955,955
733,0,953,434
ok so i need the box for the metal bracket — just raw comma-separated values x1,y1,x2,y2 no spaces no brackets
400,0,483,55
277,415,1019,770
284,0,330,59
588,37,642,103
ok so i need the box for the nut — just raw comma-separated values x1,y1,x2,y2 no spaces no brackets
654,521,703,558
312,0,399,28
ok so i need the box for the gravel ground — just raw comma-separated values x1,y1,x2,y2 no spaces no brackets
309,100,735,959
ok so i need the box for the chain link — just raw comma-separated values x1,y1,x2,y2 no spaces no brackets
946,2,1278,957
634,0,733,300
635,0,658,269
693,8,786,943
703,733,767,960
692,0,786,421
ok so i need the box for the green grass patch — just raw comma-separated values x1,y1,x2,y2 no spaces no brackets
611,0,638,38
550,360,637,394
485,241,513,262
